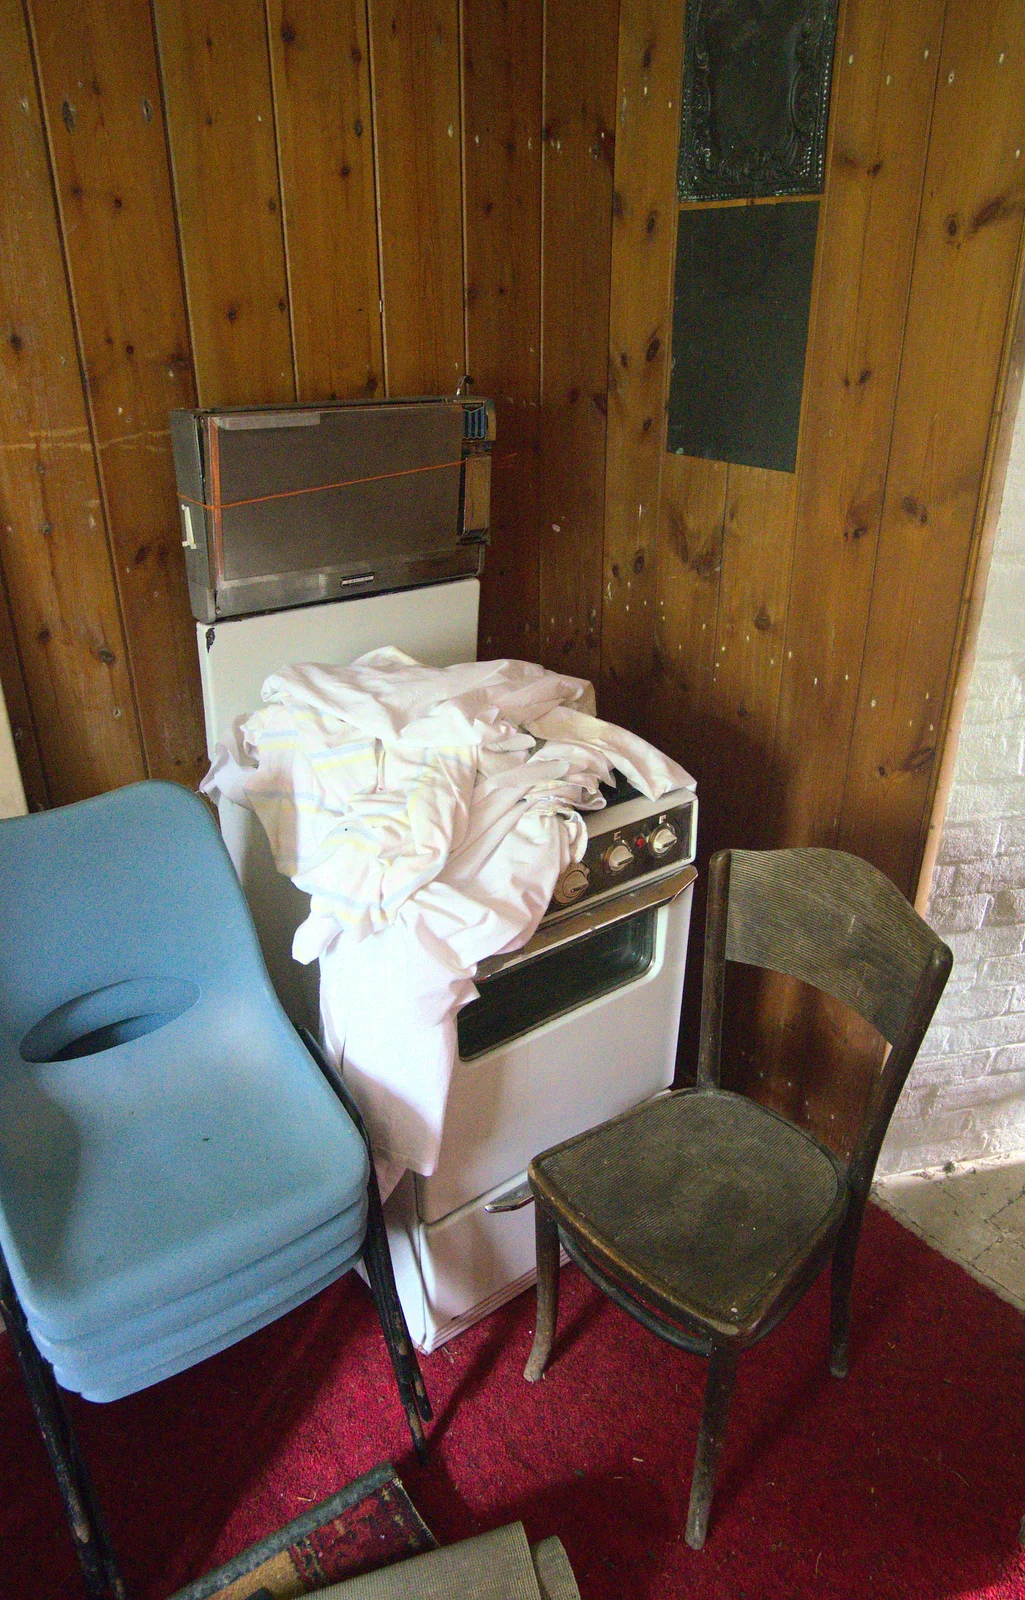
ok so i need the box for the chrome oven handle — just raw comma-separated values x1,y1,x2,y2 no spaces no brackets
475,862,697,981
484,1181,534,1213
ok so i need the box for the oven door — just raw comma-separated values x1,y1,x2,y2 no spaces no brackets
415,865,696,1223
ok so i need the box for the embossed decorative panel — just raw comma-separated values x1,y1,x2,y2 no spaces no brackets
677,0,839,202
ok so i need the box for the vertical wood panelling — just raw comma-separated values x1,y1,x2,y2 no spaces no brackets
0,0,145,803
600,0,684,734
153,0,294,405
712,0,950,1144
708,465,798,849
647,451,726,1087
0,571,46,808
30,0,207,787
368,0,464,395
538,0,619,683
838,0,1025,894
267,0,383,401
649,452,726,786
463,0,543,660
768,0,946,853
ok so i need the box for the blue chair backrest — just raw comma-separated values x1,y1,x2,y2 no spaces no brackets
0,782,276,1057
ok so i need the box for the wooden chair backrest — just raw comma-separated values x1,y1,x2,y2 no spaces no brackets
696,848,952,1192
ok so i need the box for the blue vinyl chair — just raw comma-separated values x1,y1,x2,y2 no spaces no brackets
0,782,431,1600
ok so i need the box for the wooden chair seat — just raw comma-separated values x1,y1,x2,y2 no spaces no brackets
532,1087,847,1342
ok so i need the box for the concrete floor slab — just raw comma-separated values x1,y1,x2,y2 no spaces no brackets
873,1153,1025,1312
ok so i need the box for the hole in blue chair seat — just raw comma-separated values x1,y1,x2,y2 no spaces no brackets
20,978,200,1064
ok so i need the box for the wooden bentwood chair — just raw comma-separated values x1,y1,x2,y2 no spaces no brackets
523,848,952,1549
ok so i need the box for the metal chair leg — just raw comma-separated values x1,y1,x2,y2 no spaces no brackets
362,1239,429,1464
685,1341,739,1551
361,1167,432,1463
362,1152,432,1424
524,1203,560,1382
299,1027,432,1454
0,1252,127,1600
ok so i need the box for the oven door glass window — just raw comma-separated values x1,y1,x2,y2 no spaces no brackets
456,907,657,1061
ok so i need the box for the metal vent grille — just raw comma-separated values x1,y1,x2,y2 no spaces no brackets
462,403,490,441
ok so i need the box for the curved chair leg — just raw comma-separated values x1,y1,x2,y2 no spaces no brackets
524,1203,560,1383
685,1341,739,1551
829,1202,865,1380
0,1254,126,1600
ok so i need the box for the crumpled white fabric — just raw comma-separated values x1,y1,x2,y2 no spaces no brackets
202,648,693,1178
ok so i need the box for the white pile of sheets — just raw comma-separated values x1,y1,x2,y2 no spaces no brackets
202,649,692,1185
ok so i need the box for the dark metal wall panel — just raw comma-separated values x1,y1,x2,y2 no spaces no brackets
667,200,819,473
678,0,839,201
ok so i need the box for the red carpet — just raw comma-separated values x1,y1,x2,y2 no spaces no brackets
2,1204,1024,1600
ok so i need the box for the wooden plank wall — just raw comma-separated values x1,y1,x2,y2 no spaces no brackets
0,0,1022,1146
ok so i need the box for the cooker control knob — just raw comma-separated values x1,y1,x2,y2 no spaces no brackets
649,823,678,857
603,841,634,874
554,863,590,905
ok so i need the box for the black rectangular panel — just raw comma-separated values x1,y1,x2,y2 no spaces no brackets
667,200,819,474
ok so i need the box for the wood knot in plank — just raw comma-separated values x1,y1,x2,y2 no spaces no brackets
691,546,720,582
844,496,876,540
971,195,1014,234
901,494,928,525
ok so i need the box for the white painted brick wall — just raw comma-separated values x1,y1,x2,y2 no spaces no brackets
878,400,1025,1176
